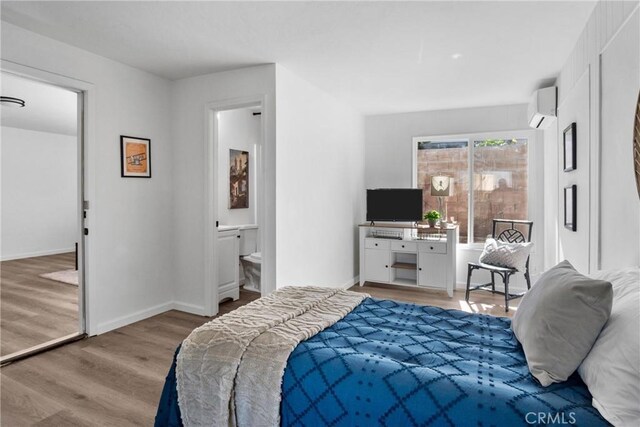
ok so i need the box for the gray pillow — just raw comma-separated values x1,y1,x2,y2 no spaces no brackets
512,260,613,386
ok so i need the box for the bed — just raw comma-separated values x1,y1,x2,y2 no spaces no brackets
155,289,608,426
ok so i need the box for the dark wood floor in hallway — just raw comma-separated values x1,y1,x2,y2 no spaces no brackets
1,252,79,357
0,284,515,426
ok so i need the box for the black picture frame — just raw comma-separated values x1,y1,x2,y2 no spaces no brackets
564,185,577,231
563,122,576,172
120,135,152,178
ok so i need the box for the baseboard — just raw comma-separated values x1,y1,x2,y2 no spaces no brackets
94,277,359,335
1,247,75,261
95,301,174,335
172,301,207,316
340,276,359,290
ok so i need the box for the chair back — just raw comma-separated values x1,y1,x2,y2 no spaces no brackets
492,219,533,243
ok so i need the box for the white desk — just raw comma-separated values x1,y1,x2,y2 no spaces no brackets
359,223,458,297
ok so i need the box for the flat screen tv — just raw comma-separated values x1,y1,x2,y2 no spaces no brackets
366,188,423,222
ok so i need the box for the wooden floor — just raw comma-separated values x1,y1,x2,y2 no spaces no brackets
0,283,515,426
353,281,518,318
1,253,79,357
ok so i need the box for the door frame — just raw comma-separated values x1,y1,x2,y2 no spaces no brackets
0,60,95,361
203,95,265,317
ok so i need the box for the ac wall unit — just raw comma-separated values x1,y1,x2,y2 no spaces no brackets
528,86,557,129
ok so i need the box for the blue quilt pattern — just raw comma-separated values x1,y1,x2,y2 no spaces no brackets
280,298,607,427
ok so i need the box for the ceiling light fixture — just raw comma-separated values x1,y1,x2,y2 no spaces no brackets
0,96,26,108
451,53,462,60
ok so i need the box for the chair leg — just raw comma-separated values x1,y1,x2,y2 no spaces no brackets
490,272,495,292
504,274,510,312
525,268,531,290
465,266,472,301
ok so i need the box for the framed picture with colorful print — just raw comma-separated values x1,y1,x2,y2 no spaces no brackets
120,135,151,178
229,149,249,209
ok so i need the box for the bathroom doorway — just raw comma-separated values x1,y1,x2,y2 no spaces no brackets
0,71,86,363
204,97,265,317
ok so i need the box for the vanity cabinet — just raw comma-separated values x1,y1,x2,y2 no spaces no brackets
217,228,240,302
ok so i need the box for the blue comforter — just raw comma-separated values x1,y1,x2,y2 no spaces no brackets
155,298,608,426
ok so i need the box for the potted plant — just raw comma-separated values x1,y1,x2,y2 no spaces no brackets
424,210,441,227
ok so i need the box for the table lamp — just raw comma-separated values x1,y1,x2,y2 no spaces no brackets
430,175,452,225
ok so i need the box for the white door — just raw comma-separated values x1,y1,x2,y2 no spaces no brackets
217,229,239,300
365,249,390,283
418,252,447,289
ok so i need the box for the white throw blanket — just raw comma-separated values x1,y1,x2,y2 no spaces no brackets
176,286,368,427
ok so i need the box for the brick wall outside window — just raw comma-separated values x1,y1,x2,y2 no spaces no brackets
417,139,528,243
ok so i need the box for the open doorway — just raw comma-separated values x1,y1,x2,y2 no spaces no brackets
0,72,85,362
204,98,265,317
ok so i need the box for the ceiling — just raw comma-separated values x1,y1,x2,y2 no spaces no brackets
1,1,596,115
1,72,77,136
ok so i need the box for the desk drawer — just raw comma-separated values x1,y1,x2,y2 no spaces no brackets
418,241,447,254
390,241,417,252
365,238,390,250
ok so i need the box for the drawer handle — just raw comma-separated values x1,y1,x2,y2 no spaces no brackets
401,245,405,248
385,265,388,268
375,243,378,247
419,267,422,271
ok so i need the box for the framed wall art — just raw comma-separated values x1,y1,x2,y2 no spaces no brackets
229,149,249,209
563,122,576,172
564,184,577,231
120,136,151,178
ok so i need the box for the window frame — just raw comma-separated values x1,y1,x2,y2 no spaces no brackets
412,129,542,250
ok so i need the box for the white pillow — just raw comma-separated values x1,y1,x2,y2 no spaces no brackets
579,267,640,426
478,238,533,272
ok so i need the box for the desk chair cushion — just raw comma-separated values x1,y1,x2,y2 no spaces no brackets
479,238,533,272
512,260,613,387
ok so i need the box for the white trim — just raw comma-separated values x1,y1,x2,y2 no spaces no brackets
203,95,267,318
0,247,75,261
172,302,207,317
95,302,174,335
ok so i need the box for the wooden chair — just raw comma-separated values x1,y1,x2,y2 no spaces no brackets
465,219,533,312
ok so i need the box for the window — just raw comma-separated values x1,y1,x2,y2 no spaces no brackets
414,133,531,244
416,139,469,241
472,138,528,242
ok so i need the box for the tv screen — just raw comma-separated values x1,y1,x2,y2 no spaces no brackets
366,189,423,222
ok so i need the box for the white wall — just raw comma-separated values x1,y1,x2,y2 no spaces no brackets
364,104,543,289
552,1,640,273
599,8,639,269
1,22,175,335
1,127,78,260
557,70,591,273
542,121,559,270
365,104,530,189
170,65,276,314
217,108,260,227
275,64,365,289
